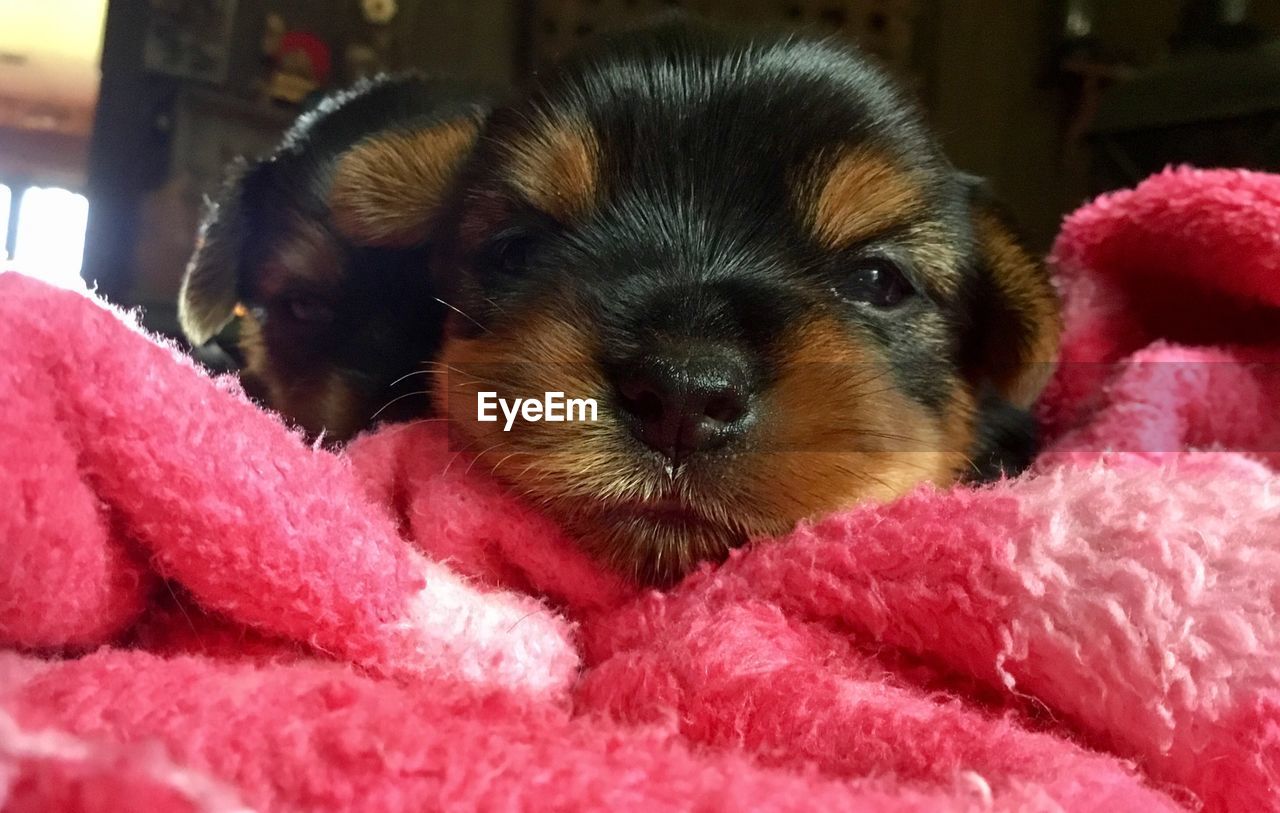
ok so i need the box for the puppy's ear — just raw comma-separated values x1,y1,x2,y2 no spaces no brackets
328,115,482,248
960,178,1062,409
178,158,256,347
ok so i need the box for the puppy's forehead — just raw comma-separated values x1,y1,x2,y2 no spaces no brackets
491,35,949,236
499,118,601,224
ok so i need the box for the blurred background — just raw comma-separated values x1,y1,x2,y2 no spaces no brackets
2,0,1278,335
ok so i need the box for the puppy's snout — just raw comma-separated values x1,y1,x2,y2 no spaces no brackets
614,347,755,464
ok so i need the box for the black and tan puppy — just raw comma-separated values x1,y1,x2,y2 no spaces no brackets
182,24,1060,586
179,74,487,440
421,23,1061,584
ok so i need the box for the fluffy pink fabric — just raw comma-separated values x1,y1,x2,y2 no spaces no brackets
1,167,1277,811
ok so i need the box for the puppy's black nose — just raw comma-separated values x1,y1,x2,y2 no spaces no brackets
614,348,754,464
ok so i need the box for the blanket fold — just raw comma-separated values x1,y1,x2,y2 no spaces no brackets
2,167,1278,812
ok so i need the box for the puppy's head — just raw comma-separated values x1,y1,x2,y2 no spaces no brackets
434,25,1060,584
179,75,484,440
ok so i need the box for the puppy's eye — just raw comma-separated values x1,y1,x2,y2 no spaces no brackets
282,297,335,324
479,232,535,277
841,258,915,308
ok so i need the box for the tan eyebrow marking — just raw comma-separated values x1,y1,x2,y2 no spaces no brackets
329,117,480,247
256,217,345,298
503,120,601,223
809,147,926,248
804,147,968,298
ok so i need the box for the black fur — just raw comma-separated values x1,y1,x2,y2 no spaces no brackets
436,22,1040,470
183,23,1049,478
181,75,489,437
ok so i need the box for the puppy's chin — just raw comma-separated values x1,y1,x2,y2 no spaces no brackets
568,509,742,586
565,504,747,587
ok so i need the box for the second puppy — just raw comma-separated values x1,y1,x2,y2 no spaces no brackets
179,75,486,440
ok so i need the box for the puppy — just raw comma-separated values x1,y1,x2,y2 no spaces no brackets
178,74,487,441
420,23,1061,585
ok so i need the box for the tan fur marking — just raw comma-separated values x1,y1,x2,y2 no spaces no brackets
504,122,600,223
744,315,971,520
436,306,612,489
254,218,345,299
329,118,480,247
437,300,977,585
811,147,926,248
973,210,1062,407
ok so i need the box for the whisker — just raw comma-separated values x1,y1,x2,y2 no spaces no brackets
441,436,482,478
435,297,490,335
849,367,893,387
857,470,897,493
465,441,509,476
388,369,433,389
852,385,906,400
370,390,431,421
420,360,505,389
489,449,525,477
517,457,544,480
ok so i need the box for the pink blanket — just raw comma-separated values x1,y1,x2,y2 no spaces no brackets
2,167,1279,812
